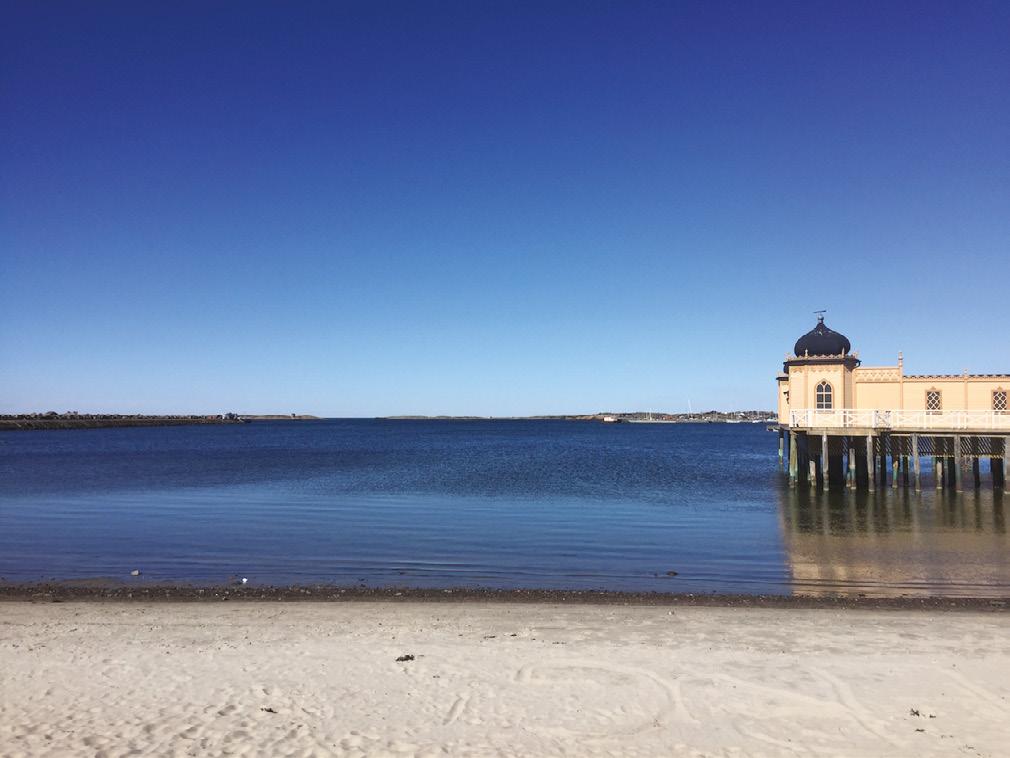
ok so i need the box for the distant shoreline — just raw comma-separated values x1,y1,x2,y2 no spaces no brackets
0,416,243,431
0,414,319,431
381,411,776,423
241,415,320,421
0,412,771,430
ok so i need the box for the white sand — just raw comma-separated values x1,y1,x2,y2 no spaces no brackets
1,602,1007,757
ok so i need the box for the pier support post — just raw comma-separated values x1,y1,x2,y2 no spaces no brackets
953,436,961,495
808,460,816,488
866,435,875,489
935,456,943,490
997,438,1005,493
841,438,847,489
901,454,909,487
822,434,829,492
847,437,857,490
878,435,889,486
971,438,980,489
946,439,957,490
778,430,784,467
788,432,798,487
912,434,921,492
891,447,899,490
798,433,810,486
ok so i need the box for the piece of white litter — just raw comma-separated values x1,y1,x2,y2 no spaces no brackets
130,569,141,576
241,578,248,584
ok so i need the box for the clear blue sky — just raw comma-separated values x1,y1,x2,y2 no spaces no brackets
3,1,1008,416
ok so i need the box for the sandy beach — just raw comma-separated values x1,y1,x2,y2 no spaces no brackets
0,602,1006,757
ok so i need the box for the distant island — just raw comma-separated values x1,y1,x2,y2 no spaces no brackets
2,410,774,431
382,410,776,423
240,414,320,421
0,412,319,431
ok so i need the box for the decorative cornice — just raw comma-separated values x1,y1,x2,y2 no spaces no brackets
904,374,1010,380
783,354,861,373
853,368,901,383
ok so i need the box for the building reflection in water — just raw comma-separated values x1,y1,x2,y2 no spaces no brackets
778,486,1009,597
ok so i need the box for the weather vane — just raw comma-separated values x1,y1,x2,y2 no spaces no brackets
814,309,826,323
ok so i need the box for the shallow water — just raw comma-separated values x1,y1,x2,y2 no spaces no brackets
0,420,1006,597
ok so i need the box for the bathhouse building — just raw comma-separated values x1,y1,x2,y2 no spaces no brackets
776,315,1008,490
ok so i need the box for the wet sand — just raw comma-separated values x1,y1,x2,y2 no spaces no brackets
1,601,1007,757
2,581,1009,610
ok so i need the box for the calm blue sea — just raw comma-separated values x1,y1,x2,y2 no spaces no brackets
1,420,1007,597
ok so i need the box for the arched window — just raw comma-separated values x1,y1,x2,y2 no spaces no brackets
926,389,942,414
815,381,833,410
995,389,1008,414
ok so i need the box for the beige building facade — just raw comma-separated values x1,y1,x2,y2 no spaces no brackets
777,316,1009,432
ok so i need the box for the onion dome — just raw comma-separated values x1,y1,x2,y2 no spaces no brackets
793,315,850,357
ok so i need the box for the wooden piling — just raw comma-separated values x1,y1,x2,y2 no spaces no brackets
954,436,964,492
866,435,875,489
997,436,1005,489
778,430,784,467
840,439,846,489
822,434,829,492
971,438,980,489
946,438,957,490
808,460,816,488
935,457,943,489
847,437,856,490
788,431,798,487
912,434,921,492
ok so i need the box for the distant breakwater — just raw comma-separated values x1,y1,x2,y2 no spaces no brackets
0,416,246,431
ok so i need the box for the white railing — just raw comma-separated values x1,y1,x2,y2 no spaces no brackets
789,409,1010,431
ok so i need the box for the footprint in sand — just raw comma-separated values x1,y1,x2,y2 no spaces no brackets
508,660,688,737
443,695,469,725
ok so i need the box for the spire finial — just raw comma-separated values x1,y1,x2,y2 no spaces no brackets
814,309,826,324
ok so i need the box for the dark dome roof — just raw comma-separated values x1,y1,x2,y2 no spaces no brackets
793,316,850,356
